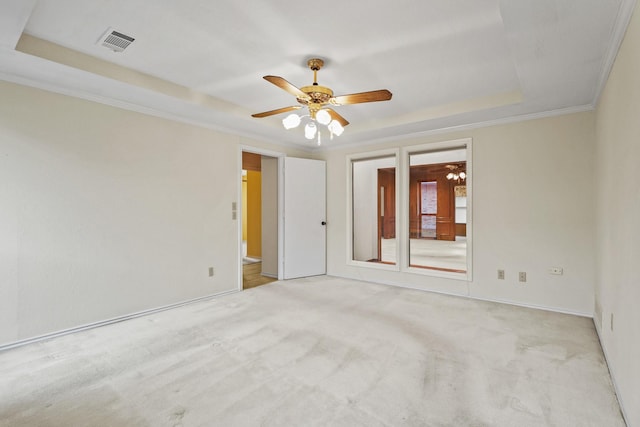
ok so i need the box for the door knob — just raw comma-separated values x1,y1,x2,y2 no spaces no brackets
321,221,327,226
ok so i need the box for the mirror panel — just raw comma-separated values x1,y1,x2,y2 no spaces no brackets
408,149,467,273
351,155,397,264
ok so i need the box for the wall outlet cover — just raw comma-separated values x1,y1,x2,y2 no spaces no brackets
549,267,563,275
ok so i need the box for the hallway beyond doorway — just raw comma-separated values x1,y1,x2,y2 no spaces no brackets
243,262,277,289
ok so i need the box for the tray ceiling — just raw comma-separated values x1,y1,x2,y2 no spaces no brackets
0,0,635,150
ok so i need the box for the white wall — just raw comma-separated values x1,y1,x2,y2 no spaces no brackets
0,81,306,346
322,111,596,315
595,4,640,425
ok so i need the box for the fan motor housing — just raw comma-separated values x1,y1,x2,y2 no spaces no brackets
298,85,333,105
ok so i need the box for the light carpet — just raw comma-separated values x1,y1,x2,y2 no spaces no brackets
0,276,624,426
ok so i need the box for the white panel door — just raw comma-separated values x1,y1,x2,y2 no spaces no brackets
283,157,326,279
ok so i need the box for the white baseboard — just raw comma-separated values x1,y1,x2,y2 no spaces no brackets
0,289,239,352
466,294,593,318
336,273,593,318
593,320,630,427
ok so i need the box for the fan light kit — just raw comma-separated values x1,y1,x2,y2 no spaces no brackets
252,58,392,145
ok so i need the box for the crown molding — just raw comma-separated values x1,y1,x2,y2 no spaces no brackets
313,104,596,152
0,67,314,153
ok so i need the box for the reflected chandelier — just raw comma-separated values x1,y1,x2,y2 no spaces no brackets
445,164,466,182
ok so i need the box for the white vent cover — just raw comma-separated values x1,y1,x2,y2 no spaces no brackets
98,28,135,52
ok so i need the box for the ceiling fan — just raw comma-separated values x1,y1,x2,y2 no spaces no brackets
251,58,392,142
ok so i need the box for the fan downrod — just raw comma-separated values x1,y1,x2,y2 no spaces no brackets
298,58,333,115
307,58,324,86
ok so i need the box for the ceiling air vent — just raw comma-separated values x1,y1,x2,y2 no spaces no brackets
98,28,135,53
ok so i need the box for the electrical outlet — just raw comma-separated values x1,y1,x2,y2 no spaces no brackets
497,269,505,280
519,272,527,282
208,267,214,277
549,267,563,275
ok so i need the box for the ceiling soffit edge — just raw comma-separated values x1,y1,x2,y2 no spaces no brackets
15,34,245,114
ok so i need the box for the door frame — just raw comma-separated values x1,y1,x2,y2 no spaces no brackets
238,146,285,290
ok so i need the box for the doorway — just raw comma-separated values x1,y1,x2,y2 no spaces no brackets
241,151,278,289
238,150,327,289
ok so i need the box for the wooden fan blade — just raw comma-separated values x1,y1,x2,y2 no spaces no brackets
326,108,350,126
251,105,301,118
263,76,309,99
331,89,392,105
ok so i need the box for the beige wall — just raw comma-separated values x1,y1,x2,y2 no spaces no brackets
0,81,307,346
321,111,596,315
595,4,640,425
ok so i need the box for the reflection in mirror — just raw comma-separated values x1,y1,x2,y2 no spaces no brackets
409,148,467,273
352,156,396,264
